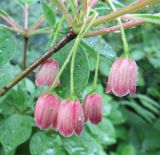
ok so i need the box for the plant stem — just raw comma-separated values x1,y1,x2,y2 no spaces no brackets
0,30,76,96
0,13,23,31
108,0,129,56
51,16,65,46
92,0,160,27
50,9,97,94
49,36,80,93
29,27,50,36
22,36,29,69
53,0,74,25
0,24,22,33
70,9,92,96
92,36,101,91
68,0,77,17
85,19,144,37
22,4,29,69
24,4,29,32
28,16,45,32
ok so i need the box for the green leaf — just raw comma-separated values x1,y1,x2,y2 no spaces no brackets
130,14,160,25
41,2,56,27
0,81,34,115
25,78,36,94
122,101,156,123
0,28,16,66
136,94,160,114
0,63,20,88
99,56,113,76
115,126,129,141
63,131,106,155
68,0,76,16
0,114,33,154
148,51,160,68
16,0,34,5
54,41,90,100
87,118,116,146
141,127,160,151
0,10,10,17
83,37,116,59
30,131,66,155
108,109,127,125
118,143,137,155
81,37,116,76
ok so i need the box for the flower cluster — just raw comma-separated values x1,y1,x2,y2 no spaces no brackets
34,57,138,137
34,59,102,137
34,92,102,137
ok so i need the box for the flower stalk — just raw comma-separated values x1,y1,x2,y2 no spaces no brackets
108,0,129,56
70,9,98,97
92,36,101,91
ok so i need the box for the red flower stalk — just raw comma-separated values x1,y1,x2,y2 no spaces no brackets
83,93,102,124
34,92,60,129
106,57,138,97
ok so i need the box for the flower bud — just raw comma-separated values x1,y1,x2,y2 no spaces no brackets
56,99,84,137
34,92,60,129
106,58,138,97
83,93,102,124
35,59,60,87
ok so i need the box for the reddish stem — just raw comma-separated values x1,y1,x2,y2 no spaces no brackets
0,13,23,31
24,4,29,32
85,20,144,37
29,16,45,32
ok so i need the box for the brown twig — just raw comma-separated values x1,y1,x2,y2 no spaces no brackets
22,4,29,69
22,37,29,69
0,29,76,96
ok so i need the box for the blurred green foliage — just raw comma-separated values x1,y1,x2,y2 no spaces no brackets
0,0,160,155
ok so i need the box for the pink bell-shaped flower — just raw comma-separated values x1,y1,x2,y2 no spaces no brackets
74,101,85,136
34,92,60,129
83,93,102,124
56,99,84,137
35,59,60,87
106,57,138,97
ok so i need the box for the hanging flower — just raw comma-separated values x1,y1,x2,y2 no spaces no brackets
34,92,60,129
106,57,138,97
56,99,84,137
35,59,60,87
83,93,102,124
